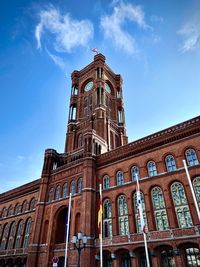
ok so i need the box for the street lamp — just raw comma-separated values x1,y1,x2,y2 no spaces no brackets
72,232,87,267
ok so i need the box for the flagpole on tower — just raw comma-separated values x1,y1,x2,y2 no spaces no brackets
64,193,72,267
135,173,150,267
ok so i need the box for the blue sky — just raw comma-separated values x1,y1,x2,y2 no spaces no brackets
0,0,200,192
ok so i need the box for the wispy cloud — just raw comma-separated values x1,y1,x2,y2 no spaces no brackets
178,16,200,53
35,5,93,52
46,48,67,71
100,1,149,54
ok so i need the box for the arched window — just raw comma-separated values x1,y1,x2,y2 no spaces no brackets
21,201,27,213
193,177,200,207
133,192,148,233
1,207,6,218
78,178,83,194
117,171,124,186
48,188,54,202
70,105,77,121
131,166,140,182
6,222,16,250
103,199,112,237
70,180,75,196
29,198,35,211
171,182,193,228
7,206,12,217
55,186,61,200
165,155,176,172
185,247,200,266
78,134,83,147
147,161,157,177
118,195,129,235
186,149,198,166
62,183,68,198
0,224,8,250
103,175,110,189
14,220,23,249
23,218,31,248
14,204,19,215
151,187,169,230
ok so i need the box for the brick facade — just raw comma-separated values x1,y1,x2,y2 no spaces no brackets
0,54,200,267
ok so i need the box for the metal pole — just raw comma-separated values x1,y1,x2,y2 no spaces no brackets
183,160,200,221
78,247,81,267
136,174,150,267
64,193,72,267
100,184,103,267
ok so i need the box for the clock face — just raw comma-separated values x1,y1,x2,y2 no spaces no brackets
105,83,111,94
84,81,93,92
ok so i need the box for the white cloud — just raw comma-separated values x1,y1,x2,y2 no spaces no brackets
178,17,200,53
100,2,149,54
35,5,93,53
46,48,67,71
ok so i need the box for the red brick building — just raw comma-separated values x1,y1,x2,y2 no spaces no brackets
0,54,200,267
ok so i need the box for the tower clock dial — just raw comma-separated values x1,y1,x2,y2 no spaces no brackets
84,81,93,92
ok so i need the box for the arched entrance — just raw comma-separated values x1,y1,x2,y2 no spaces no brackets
115,249,131,267
54,207,68,244
155,245,175,267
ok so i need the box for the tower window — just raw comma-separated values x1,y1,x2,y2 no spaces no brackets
71,84,78,95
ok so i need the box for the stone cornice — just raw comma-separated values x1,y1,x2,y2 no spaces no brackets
97,116,200,167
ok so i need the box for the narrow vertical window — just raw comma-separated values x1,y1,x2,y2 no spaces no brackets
78,134,83,147
117,171,124,186
118,195,129,235
0,224,8,250
131,166,140,182
78,178,83,194
1,207,6,218
165,155,176,172
171,182,193,228
151,187,169,230
14,204,19,215
147,161,157,177
48,188,54,202
193,177,200,207
89,94,92,114
21,201,27,213
134,192,148,233
55,186,61,200
62,183,68,198
70,180,75,196
186,149,198,166
6,222,16,250
14,220,23,249
7,206,12,217
23,218,31,248
103,176,110,189
29,198,35,211
84,97,88,116
103,199,112,237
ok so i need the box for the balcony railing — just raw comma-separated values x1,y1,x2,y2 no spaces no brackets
95,226,200,247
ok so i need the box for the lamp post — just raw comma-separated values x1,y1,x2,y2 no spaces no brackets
72,232,87,267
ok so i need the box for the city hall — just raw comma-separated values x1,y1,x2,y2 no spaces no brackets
0,54,200,267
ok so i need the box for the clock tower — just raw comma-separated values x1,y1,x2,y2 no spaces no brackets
64,53,128,155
